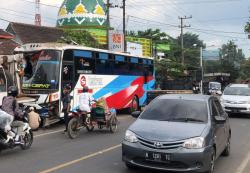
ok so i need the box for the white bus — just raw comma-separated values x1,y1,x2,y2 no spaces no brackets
14,43,155,127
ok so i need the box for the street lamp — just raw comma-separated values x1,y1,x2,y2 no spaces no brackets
193,44,215,94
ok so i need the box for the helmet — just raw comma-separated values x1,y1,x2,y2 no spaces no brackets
63,84,71,90
82,86,89,93
7,86,18,97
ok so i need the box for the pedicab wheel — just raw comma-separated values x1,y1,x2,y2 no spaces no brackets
86,117,94,132
67,118,80,139
20,130,33,150
98,124,104,129
109,115,118,133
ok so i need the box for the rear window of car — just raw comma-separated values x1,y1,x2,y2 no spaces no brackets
140,99,208,123
224,87,250,96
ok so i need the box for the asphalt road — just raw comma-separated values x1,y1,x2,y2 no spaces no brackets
0,114,250,173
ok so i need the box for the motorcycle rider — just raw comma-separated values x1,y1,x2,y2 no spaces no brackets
79,86,95,113
1,86,25,143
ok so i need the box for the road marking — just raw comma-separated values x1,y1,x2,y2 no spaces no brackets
39,144,122,173
235,149,250,173
34,129,64,138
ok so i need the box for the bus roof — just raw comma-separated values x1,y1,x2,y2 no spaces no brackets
14,43,154,60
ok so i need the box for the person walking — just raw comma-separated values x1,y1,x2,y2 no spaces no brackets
62,85,71,132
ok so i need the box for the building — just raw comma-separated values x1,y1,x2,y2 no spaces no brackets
0,29,19,63
57,0,108,46
6,22,64,44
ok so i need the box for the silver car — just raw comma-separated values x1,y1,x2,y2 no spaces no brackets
122,94,231,173
221,84,250,115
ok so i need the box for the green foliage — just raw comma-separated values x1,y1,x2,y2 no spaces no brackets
177,32,205,68
155,58,185,83
239,59,250,80
245,18,250,33
219,41,245,82
58,29,100,48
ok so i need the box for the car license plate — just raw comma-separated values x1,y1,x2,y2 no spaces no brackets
145,152,171,162
232,109,239,113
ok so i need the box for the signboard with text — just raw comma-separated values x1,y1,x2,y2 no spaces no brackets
109,31,124,52
127,42,143,56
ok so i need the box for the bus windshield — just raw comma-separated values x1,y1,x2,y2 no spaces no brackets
22,50,61,90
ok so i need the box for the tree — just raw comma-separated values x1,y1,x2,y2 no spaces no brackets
176,32,205,68
244,17,250,33
239,58,250,80
219,41,245,82
58,29,100,48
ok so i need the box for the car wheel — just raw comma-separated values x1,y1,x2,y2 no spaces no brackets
222,137,230,156
206,149,215,173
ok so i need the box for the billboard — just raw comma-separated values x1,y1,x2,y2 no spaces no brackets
109,31,124,52
127,42,143,56
202,50,220,61
126,37,152,57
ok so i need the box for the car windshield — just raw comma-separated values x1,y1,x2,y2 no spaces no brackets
22,50,61,90
140,99,208,123
209,83,221,90
223,87,250,96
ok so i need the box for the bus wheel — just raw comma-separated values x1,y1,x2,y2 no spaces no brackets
130,96,139,113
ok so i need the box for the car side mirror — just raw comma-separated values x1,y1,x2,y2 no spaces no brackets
214,116,226,123
131,111,141,118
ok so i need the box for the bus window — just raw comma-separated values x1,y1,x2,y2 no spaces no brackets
129,57,143,76
96,53,114,74
62,64,73,88
113,55,129,75
63,49,74,62
0,68,6,92
74,50,94,74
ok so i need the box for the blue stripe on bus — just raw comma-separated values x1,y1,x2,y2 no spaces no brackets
74,50,92,58
93,75,138,99
139,79,155,105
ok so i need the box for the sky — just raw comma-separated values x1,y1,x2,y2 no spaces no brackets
0,0,249,57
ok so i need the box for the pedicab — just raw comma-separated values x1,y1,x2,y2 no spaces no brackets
67,98,118,139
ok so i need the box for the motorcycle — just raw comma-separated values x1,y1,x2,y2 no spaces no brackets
67,106,118,139
0,108,33,152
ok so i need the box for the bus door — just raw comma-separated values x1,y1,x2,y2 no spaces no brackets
61,63,74,112
62,63,74,89
0,67,7,105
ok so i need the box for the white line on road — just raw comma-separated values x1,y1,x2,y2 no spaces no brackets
235,149,250,173
34,129,64,138
39,144,122,173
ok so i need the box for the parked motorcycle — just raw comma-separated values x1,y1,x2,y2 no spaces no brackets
0,108,33,152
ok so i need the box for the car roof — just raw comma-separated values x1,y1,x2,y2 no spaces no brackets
228,84,250,88
157,94,212,101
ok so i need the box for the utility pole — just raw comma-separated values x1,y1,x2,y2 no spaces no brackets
178,16,192,65
106,0,111,50
35,0,41,26
200,46,203,94
122,0,126,52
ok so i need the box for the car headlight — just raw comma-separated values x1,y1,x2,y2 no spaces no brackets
183,137,204,149
125,130,138,143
